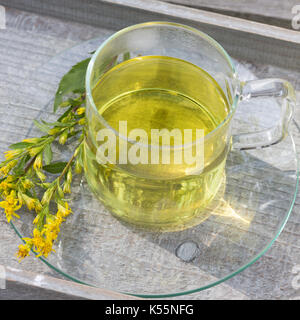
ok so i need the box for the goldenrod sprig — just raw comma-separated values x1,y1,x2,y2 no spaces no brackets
0,80,86,261
18,140,83,260
1,52,118,261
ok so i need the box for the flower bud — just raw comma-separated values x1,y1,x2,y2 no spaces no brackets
75,159,82,174
59,101,70,108
56,181,64,198
63,181,71,194
23,138,41,144
29,146,43,157
76,107,85,115
59,130,68,145
33,153,43,170
78,118,85,125
22,179,33,190
66,168,72,184
48,127,61,135
36,170,46,182
41,186,55,205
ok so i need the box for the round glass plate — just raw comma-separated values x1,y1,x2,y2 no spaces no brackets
10,38,299,298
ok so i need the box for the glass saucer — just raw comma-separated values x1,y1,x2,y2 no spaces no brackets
10,38,299,298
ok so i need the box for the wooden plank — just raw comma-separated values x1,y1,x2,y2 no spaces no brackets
1,0,299,71
2,0,299,43
1,265,140,299
161,0,296,21
104,0,300,43
1,281,87,300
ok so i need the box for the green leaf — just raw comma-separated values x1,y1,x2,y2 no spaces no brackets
59,101,71,108
41,120,75,128
57,106,73,122
36,182,52,189
68,130,82,137
33,120,51,133
13,154,30,175
54,57,91,113
68,97,85,107
43,162,68,174
9,142,34,149
43,144,53,165
56,180,64,198
77,144,84,167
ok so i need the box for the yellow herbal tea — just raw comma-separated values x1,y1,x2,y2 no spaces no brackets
83,56,230,230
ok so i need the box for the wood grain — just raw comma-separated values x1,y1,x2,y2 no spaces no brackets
104,0,300,43
162,0,297,21
1,0,299,71
1,265,139,300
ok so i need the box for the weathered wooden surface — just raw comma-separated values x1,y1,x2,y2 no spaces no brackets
0,3,299,300
103,0,300,42
1,0,299,72
0,7,250,300
161,0,297,26
0,265,139,300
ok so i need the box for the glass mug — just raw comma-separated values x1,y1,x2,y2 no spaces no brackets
83,22,296,231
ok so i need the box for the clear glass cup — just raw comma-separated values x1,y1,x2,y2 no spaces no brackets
84,22,296,231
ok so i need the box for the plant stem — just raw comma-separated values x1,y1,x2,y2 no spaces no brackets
24,155,36,173
57,140,83,183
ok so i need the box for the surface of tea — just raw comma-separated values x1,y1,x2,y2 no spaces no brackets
84,56,230,230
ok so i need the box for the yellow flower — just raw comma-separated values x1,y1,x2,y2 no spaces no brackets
0,165,10,178
35,170,46,182
3,206,20,222
74,159,82,174
26,229,55,258
44,231,58,242
5,176,14,183
78,118,85,125
17,192,24,206
23,138,40,143
35,170,47,182
33,214,40,225
28,146,43,157
59,130,68,145
41,186,55,205
48,127,61,135
23,229,45,256
24,219,58,257
0,191,22,222
0,160,18,177
6,191,18,206
57,201,72,217
16,244,31,261
21,194,36,211
76,107,85,115
42,211,65,242
33,153,43,170
44,230,59,241
43,216,61,237
56,211,66,224
0,176,15,196
34,200,42,213
4,150,21,160
19,193,41,213
63,181,71,194
21,179,33,190
40,239,55,257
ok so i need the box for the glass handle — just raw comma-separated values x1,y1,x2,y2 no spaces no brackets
232,78,296,150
